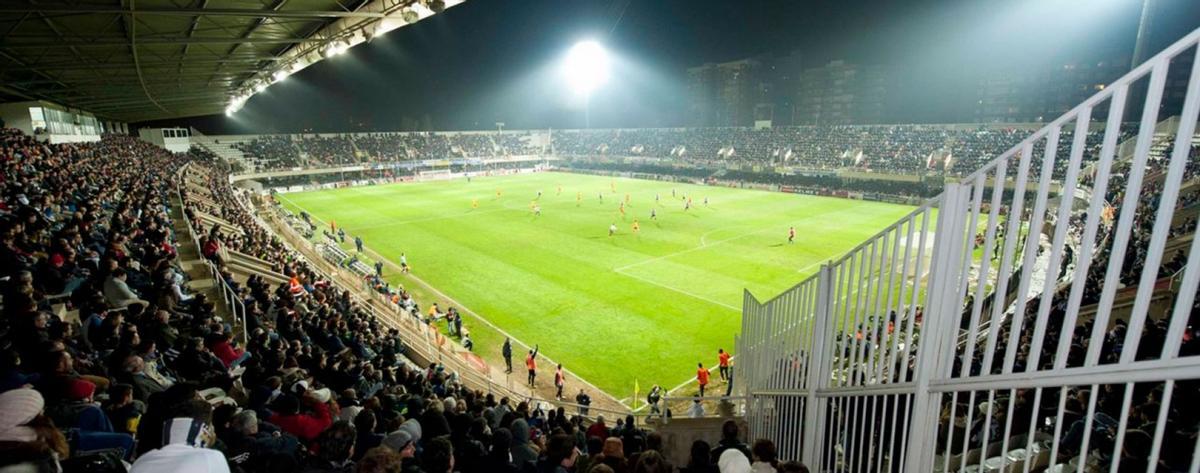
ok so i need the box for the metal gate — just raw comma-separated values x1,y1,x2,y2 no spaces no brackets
739,27,1200,472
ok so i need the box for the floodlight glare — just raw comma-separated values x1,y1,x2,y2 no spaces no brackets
273,70,289,82
563,40,609,95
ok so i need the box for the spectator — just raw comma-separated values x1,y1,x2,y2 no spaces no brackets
422,436,455,473
749,439,779,473
710,421,752,464
717,449,751,473
131,400,229,473
269,393,333,444
304,420,357,472
680,440,718,473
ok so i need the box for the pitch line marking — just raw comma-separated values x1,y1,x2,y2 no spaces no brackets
276,193,627,408
612,267,742,312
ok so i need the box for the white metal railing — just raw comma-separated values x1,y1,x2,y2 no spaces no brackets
175,164,249,346
738,28,1200,472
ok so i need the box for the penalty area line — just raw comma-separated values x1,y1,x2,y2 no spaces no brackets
612,267,741,312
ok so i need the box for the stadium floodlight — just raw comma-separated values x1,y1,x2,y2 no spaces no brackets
562,40,610,96
324,42,348,58
273,69,289,82
254,82,267,93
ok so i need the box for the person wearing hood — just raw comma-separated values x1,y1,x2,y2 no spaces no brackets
598,437,629,473
717,449,752,473
131,399,230,473
485,427,521,473
509,418,539,470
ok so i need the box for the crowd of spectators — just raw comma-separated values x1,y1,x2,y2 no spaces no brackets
299,136,358,167
235,137,302,170
3,127,814,473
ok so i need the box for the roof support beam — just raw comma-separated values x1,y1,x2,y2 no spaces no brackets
0,6,392,19
3,36,311,47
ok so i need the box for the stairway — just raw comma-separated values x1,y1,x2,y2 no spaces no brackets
190,127,253,171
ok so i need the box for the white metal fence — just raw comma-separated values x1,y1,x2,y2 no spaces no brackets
738,28,1200,472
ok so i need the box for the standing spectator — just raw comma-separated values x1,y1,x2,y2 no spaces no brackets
354,236,363,253
131,400,230,473
718,349,731,381
526,345,539,387
501,338,513,374
646,385,662,415
538,433,580,473
687,397,705,418
554,364,566,400
374,261,383,278
710,421,752,464
750,439,779,473
586,415,608,441
696,363,710,397
422,436,455,473
680,440,718,473
778,461,809,473
575,389,592,416
717,449,752,473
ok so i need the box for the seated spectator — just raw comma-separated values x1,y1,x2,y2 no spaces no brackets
103,268,148,308
131,399,229,473
268,393,333,444
304,420,357,472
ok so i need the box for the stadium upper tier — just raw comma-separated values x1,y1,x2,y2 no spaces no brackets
215,124,1158,179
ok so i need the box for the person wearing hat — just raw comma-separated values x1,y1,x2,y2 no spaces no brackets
382,429,416,459
0,388,69,471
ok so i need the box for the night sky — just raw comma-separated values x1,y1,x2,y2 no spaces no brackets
178,0,1200,134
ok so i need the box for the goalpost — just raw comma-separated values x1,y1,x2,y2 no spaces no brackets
417,168,453,181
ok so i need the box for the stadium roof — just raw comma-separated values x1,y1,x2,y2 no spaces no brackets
0,0,464,123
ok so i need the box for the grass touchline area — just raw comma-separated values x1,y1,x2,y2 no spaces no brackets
277,172,917,397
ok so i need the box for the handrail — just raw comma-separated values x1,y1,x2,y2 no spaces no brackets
175,163,248,346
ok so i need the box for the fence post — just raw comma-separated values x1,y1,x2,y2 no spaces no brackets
903,184,970,472
801,264,834,466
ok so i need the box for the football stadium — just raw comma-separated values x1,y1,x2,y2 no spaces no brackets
0,1,1198,472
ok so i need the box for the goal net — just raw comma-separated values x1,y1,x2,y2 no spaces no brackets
418,168,453,181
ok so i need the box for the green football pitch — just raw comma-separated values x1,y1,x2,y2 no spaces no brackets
276,172,916,398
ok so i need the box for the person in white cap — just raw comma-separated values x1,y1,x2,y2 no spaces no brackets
0,387,69,470
131,399,229,473
718,448,752,473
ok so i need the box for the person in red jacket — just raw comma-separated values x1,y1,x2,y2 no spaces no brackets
697,362,710,397
268,393,332,443
206,332,248,368
718,349,732,381
525,344,539,387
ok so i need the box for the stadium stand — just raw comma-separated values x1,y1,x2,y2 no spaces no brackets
0,128,649,473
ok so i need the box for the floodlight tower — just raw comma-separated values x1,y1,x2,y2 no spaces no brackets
563,40,610,128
